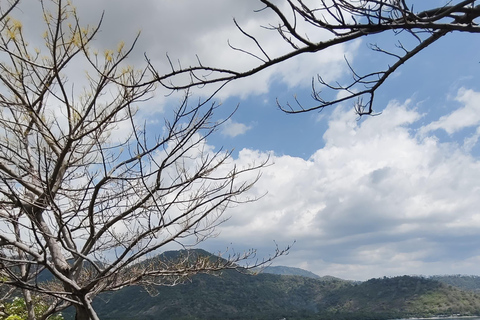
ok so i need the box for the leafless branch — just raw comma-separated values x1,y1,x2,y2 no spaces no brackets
151,0,480,115
0,1,287,319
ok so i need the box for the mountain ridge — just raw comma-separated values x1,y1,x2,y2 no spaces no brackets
59,250,480,320
259,265,322,279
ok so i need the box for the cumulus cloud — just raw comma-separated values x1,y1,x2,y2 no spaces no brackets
14,0,480,281
206,97,480,280
421,88,480,135
464,126,480,152
14,0,359,100
221,119,252,137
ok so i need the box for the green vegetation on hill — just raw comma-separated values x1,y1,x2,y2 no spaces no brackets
315,275,480,319
53,251,480,320
260,266,322,279
81,272,480,320
91,270,350,320
431,275,480,292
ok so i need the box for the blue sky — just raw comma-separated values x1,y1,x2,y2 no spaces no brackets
18,0,480,280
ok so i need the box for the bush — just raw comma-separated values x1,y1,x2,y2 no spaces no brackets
0,297,64,320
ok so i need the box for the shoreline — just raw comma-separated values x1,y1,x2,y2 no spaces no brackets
395,316,480,320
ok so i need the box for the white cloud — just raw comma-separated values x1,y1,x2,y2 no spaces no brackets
19,0,359,101
464,126,480,152
221,119,252,137
205,97,480,280
421,88,480,135
13,0,480,282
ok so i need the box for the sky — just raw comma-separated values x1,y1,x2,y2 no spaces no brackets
15,0,480,281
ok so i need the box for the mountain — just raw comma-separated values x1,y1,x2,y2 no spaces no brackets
60,248,479,320
431,275,480,292
90,269,351,320
85,273,480,320
259,265,322,279
259,265,352,284
316,275,480,319
50,250,480,320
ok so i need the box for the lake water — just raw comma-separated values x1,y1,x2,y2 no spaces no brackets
395,318,480,320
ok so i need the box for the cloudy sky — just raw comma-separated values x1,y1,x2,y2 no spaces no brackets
17,1,480,280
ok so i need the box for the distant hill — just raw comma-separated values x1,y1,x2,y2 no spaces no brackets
60,250,480,320
317,275,480,319
260,265,322,279
90,269,351,320
86,273,480,320
431,275,480,292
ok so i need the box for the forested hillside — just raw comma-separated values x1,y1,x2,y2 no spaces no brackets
431,275,480,292
260,266,322,279
23,250,480,320
69,269,480,320
90,270,350,320
316,276,480,319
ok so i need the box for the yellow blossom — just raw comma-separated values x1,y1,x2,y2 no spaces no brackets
121,66,133,74
7,29,15,40
12,19,22,30
72,32,81,46
117,41,125,53
104,49,113,62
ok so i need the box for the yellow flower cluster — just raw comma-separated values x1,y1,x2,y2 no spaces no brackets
104,49,114,62
6,18,22,40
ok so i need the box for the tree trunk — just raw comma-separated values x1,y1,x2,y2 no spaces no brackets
74,296,100,320
74,305,91,320
22,289,36,320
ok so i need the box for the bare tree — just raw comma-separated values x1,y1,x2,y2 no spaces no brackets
152,0,480,115
0,1,287,320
